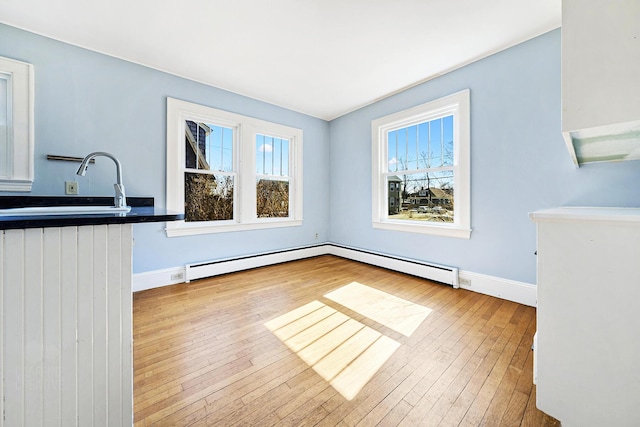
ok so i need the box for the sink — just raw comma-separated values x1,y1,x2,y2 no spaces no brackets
0,205,131,216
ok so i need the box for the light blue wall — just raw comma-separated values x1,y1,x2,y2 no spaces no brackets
0,24,331,273
4,24,640,283
328,29,640,284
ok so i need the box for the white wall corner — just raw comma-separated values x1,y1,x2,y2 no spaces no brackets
133,266,186,292
458,270,537,307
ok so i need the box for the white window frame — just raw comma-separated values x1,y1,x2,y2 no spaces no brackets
0,56,34,191
371,89,471,239
166,97,303,237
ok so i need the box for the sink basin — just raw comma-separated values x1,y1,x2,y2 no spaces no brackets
0,205,131,216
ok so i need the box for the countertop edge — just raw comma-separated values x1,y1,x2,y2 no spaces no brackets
0,196,184,230
530,206,640,223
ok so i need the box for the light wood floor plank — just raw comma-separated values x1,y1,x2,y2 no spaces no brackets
133,255,558,426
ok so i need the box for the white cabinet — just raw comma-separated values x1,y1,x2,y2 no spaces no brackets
531,207,640,427
561,0,640,165
0,224,133,426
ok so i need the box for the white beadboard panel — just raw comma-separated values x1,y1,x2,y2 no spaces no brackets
1,224,133,427
77,225,95,426
42,228,61,424
3,229,25,427
60,226,79,426
92,225,108,426
24,228,44,427
107,224,123,426
119,224,133,427
0,230,3,427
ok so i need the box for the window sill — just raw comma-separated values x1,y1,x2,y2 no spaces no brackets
0,179,33,192
165,219,303,237
372,220,472,239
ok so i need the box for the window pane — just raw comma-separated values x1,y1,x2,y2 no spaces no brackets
219,127,234,171
425,115,454,168
428,119,442,168
387,130,397,172
185,121,233,172
442,115,454,166
257,134,289,176
387,128,412,172
387,171,454,223
417,122,429,169
256,179,289,218
184,172,234,221
387,176,403,215
406,125,418,170
389,115,454,171
395,129,407,171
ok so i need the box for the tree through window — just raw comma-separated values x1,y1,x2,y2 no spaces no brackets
166,98,303,236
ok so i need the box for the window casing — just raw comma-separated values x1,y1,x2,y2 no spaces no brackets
166,98,303,237
371,90,471,239
0,56,34,191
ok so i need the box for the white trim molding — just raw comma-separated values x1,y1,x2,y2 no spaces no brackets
132,266,186,292
133,243,536,308
458,270,536,307
0,56,34,192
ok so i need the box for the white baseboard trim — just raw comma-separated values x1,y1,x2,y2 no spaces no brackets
132,243,537,307
458,270,536,307
132,266,186,292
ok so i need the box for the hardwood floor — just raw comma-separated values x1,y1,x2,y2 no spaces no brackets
133,255,559,426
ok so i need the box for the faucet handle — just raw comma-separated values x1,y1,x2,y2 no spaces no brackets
113,183,127,208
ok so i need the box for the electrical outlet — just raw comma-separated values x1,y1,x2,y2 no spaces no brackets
459,278,471,286
171,272,184,281
65,181,79,195
314,232,319,240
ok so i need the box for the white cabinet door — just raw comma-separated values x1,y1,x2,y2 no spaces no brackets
532,208,640,427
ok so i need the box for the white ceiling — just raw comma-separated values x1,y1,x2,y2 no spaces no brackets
0,0,561,120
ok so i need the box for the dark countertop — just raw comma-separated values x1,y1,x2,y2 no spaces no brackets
0,196,183,230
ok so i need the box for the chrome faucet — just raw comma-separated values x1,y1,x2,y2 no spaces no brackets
76,152,127,208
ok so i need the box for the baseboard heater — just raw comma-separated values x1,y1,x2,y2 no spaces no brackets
327,244,459,288
185,243,459,288
185,244,327,283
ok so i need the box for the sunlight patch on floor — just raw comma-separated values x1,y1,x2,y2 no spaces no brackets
264,283,430,400
324,281,432,336
265,301,400,400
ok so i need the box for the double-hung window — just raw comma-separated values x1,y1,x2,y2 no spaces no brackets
371,90,471,238
166,98,303,237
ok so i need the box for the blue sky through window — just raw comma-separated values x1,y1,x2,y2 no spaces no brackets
207,125,233,172
387,115,454,172
256,134,289,176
